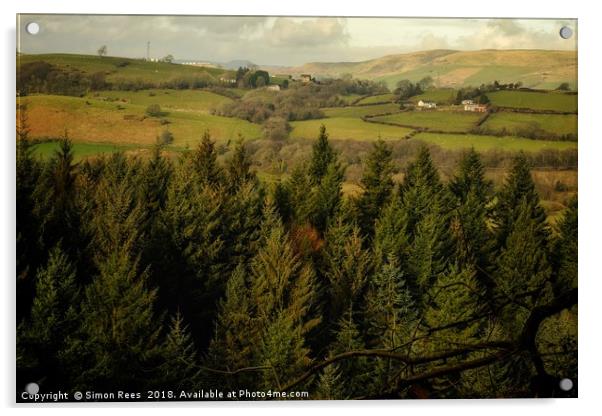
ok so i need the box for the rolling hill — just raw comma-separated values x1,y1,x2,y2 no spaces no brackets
265,49,577,89
17,53,235,84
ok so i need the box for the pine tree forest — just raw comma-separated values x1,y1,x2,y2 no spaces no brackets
16,111,577,400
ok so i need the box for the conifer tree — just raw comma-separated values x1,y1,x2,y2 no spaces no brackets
257,310,310,390
16,103,42,321
225,137,255,192
33,137,83,263
69,250,162,390
18,246,80,389
250,202,319,333
329,307,370,398
287,163,313,224
423,264,484,341
494,153,548,247
399,146,448,237
364,258,415,393
140,144,172,219
249,202,320,387
273,180,293,224
406,209,454,298
309,161,345,234
494,198,552,333
158,313,200,391
322,219,372,325
449,148,492,204
356,140,396,237
191,130,221,187
552,196,577,293
421,264,486,398
221,181,265,266
373,196,409,267
138,145,174,286
90,159,146,262
399,147,454,298
366,258,415,349
314,363,345,399
158,166,226,346
309,124,336,184
204,265,254,389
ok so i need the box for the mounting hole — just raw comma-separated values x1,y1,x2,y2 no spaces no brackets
559,378,573,391
559,26,573,40
25,22,40,35
25,382,39,394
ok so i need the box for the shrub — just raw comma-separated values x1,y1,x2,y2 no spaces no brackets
262,117,291,141
146,104,162,117
158,129,174,145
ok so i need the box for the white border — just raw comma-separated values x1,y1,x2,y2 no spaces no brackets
2,1,600,415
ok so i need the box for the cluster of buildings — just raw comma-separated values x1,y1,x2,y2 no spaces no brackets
415,98,488,112
461,99,488,112
417,100,437,109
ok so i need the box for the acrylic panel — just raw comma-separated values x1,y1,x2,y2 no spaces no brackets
16,14,578,402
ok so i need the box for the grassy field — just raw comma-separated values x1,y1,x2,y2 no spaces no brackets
482,113,577,137
371,110,482,132
412,132,578,152
31,141,139,161
20,94,262,146
90,89,233,113
18,53,232,84
322,103,400,118
409,88,456,104
291,117,413,141
355,93,396,105
337,94,365,105
487,90,578,112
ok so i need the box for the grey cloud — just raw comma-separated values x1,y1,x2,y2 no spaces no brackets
455,19,575,50
268,18,349,47
18,15,576,67
486,19,526,36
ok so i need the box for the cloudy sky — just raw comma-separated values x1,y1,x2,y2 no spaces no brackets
17,15,577,65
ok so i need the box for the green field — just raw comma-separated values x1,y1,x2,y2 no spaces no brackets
21,94,262,146
337,94,365,105
32,141,139,161
355,93,396,105
409,88,456,104
90,89,233,113
322,103,400,118
487,90,577,112
482,113,577,137
371,110,482,132
18,53,231,84
291,117,413,141
412,132,578,152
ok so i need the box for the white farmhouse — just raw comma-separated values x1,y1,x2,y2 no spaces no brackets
417,100,437,109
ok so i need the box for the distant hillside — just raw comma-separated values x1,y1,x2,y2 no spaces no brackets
221,59,257,69
17,53,235,84
266,49,577,89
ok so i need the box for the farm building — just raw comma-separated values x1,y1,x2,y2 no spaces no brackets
464,103,488,112
219,77,236,84
267,84,281,91
417,100,437,109
461,99,474,105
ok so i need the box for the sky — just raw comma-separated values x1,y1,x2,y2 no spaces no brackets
17,15,577,66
